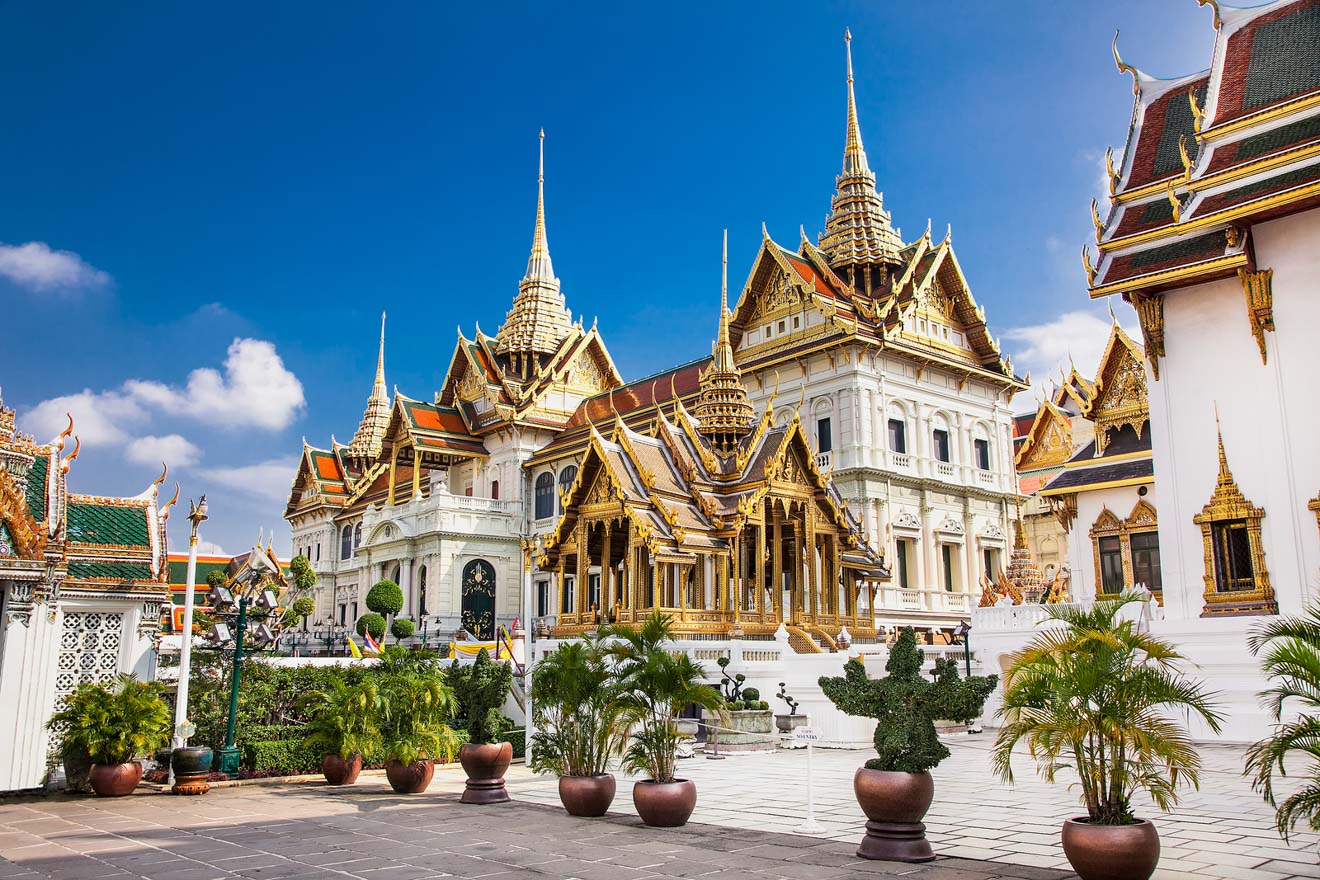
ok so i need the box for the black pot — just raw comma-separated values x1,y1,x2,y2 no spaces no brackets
171,746,214,776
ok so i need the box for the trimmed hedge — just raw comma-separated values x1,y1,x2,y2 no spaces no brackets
243,739,321,775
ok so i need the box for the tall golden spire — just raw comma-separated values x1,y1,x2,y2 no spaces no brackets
494,130,576,372
818,29,903,285
695,230,755,457
348,312,391,466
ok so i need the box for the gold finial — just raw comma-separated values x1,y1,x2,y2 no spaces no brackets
1188,89,1206,135
1108,299,1118,326
842,27,870,176
1090,199,1104,244
1214,404,1231,481
1105,147,1119,197
1196,0,1222,30
1178,135,1194,182
1166,183,1183,223
375,311,387,390
526,127,554,283
1112,31,1140,96
1081,244,1096,286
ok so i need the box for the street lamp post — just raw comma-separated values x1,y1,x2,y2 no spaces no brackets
952,620,972,677
215,595,249,776
168,496,208,785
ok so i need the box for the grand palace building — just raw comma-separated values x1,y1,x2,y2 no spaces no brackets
285,31,1028,664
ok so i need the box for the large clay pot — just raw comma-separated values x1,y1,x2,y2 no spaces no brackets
321,753,362,786
459,742,512,804
385,758,434,794
1061,817,1160,880
558,774,615,817
171,746,213,776
853,768,935,862
632,779,697,827
89,762,144,797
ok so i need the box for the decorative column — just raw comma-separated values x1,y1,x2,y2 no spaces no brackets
771,504,783,620
412,449,422,499
601,522,613,617
388,454,398,507
575,522,587,617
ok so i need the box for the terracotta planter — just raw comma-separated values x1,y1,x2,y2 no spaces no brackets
89,762,144,798
1061,817,1160,880
632,778,697,827
385,758,435,794
321,753,362,786
459,742,512,804
853,768,935,862
558,774,615,817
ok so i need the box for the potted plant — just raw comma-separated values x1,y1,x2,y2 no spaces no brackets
705,686,773,752
46,681,101,793
993,593,1222,880
47,674,171,798
377,666,459,794
774,682,806,734
300,675,380,785
528,634,627,816
820,627,996,861
1245,601,1320,843
606,612,724,827
447,648,515,804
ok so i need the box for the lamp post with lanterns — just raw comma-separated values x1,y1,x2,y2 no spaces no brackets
167,496,208,784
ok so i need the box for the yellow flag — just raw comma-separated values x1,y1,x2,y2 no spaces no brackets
346,635,363,659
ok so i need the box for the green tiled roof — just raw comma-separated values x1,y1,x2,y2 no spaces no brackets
67,561,156,581
1244,5,1320,112
1153,85,1206,179
1236,114,1320,162
67,502,150,547
1140,198,1175,225
25,456,47,521
167,558,231,585
1129,231,1224,270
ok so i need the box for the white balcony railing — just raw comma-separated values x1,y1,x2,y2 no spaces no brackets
891,452,912,470
935,461,955,480
876,588,973,614
816,450,833,471
976,469,995,487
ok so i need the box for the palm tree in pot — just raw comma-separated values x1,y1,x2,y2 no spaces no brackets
993,593,1222,880
820,627,996,862
1245,600,1320,843
377,664,459,794
300,675,380,785
529,634,628,816
447,648,515,804
606,612,724,827
47,674,171,797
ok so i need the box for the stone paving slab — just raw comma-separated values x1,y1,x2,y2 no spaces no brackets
0,774,1068,880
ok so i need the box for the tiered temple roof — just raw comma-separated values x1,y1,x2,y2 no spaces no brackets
1088,1,1320,323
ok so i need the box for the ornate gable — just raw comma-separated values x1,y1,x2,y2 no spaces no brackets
1015,401,1075,471
1086,324,1149,455
729,239,854,361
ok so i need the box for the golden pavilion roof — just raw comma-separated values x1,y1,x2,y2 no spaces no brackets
346,312,391,466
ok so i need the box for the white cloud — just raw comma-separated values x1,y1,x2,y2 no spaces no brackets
195,540,229,556
24,389,145,446
198,458,299,503
125,338,305,430
125,434,201,468
0,241,110,292
1003,310,1139,406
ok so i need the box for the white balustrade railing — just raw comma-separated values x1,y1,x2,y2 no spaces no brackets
935,461,955,479
972,602,1079,631
976,470,995,486
815,450,833,471
890,452,912,470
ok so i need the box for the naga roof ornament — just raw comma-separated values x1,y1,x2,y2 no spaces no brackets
817,29,904,278
493,130,576,364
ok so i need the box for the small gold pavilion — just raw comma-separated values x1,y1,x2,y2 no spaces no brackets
537,235,889,647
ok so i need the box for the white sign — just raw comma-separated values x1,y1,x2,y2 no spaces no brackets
793,726,820,742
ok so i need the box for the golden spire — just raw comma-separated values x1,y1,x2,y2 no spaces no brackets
819,29,903,279
695,230,755,458
495,130,575,366
348,312,392,465
843,28,870,177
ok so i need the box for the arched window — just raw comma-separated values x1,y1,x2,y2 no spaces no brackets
354,522,363,549
461,559,496,640
535,472,555,520
490,480,500,500
558,465,578,513
340,525,353,560
418,566,428,617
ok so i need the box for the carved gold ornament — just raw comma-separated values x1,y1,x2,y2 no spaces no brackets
1090,339,1149,455
0,466,47,559
1193,425,1275,616
1133,294,1165,380
1238,268,1274,365
1105,147,1119,197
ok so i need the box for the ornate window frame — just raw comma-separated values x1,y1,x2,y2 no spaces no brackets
1193,431,1275,616
1088,499,1161,601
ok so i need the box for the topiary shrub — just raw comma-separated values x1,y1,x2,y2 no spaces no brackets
742,687,760,703
390,617,416,642
366,580,403,617
445,648,513,744
356,613,386,642
291,596,315,617
819,627,996,773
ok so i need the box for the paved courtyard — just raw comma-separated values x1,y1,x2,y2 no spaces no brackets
0,736,1315,880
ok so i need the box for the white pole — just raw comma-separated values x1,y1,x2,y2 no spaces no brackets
521,543,534,765
169,498,206,785
798,732,821,834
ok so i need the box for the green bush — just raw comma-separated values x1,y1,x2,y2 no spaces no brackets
502,728,526,759
390,617,416,642
366,580,403,617
742,687,760,702
243,739,321,775
446,649,512,744
356,613,386,641
291,597,315,617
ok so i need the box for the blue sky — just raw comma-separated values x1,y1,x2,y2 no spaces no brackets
0,1,1221,556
